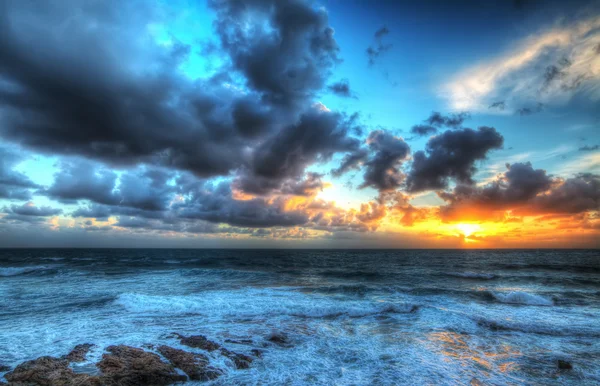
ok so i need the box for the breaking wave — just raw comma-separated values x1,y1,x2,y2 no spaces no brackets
491,291,553,306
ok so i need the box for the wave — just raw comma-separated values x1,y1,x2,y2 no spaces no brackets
476,316,600,337
491,291,553,306
114,290,418,319
0,265,53,277
447,272,496,280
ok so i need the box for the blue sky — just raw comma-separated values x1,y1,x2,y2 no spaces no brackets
0,0,598,247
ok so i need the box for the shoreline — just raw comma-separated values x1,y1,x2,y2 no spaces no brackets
0,332,282,385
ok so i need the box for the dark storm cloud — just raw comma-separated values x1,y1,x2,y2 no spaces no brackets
176,181,309,228
519,173,600,215
579,144,599,151
366,26,393,66
0,147,39,200
43,161,176,211
331,149,369,177
210,0,340,108
44,161,119,206
489,101,506,110
2,202,62,223
0,0,348,190
438,162,553,220
234,110,360,195
360,131,410,191
406,127,504,192
327,79,354,98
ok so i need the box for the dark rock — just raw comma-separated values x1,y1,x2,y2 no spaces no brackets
266,332,289,346
4,356,101,385
0,364,10,372
224,339,253,345
173,333,221,352
97,345,186,386
250,349,264,358
64,343,95,362
219,348,252,370
558,360,573,370
157,345,221,381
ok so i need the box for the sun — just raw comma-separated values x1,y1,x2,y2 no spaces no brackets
455,223,481,237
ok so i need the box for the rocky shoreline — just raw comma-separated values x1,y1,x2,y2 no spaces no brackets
0,332,284,385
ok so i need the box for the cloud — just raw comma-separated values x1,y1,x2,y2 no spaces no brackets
0,146,39,200
176,181,310,228
410,125,438,137
210,0,340,108
406,127,504,192
438,162,600,221
234,110,360,195
516,102,544,116
327,79,355,98
410,112,470,136
359,130,410,191
0,0,349,188
2,201,62,223
438,162,553,221
517,173,600,215
489,101,506,110
443,15,600,112
366,26,393,66
579,144,599,151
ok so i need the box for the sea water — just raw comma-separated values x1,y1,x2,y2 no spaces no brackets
0,249,599,385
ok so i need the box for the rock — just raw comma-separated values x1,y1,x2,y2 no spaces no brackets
470,378,485,386
157,345,221,381
250,349,264,358
97,345,186,386
0,364,10,372
4,356,101,386
173,333,221,352
219,348,252,370
558,360,573,370
266,332,289,346
64,343,95,362
224,339,253,345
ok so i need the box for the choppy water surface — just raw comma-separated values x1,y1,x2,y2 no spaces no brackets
1,249,599,385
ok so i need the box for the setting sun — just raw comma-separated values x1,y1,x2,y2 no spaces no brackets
455,223,481,237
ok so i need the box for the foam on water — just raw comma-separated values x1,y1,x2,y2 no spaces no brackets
491,291,554,306
1,249,598,385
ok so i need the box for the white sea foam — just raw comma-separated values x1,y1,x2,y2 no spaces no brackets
491,291,553,306
115,289,417,319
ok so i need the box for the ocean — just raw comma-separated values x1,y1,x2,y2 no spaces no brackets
0,249,599,385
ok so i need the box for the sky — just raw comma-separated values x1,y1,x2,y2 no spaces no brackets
0,0,598,248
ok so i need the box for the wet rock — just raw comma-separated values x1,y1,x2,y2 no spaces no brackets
97,345,186,385
4,356,100,386
173,333,221,352
0,364,10,372
224,339,253,345
219,348,252,370
250,349,264,358
558,360,573,370
64,343,95,362
266,332,289,346
157,345,221,381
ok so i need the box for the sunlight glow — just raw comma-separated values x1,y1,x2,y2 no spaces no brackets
455,223,481,237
